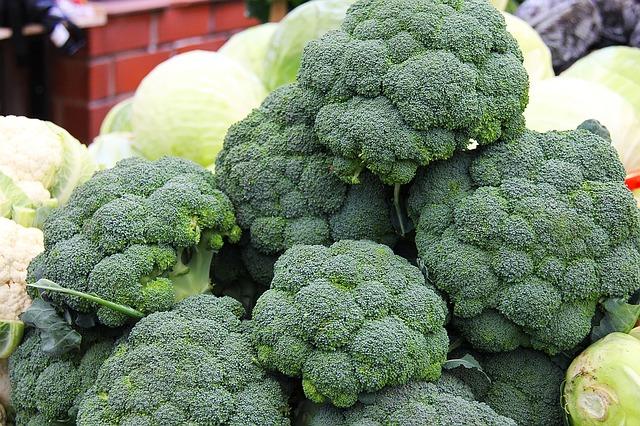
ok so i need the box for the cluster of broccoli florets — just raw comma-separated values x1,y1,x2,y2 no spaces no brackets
411,121,640,355
7,0,640,425
251,240,449,407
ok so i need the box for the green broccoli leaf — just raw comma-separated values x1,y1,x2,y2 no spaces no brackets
443,354,491,384
0,319,25,359
20,298,81,356
591,298,640,342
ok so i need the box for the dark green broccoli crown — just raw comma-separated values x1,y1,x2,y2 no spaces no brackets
9,332,114,424
215,85,399,283
251,240,449,408
302,373,517,425
452,349,564,426
31,157,241,326
413,124,640,354
297,0,529,184
76,295,290,426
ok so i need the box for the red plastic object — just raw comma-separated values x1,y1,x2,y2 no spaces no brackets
625,172,640,191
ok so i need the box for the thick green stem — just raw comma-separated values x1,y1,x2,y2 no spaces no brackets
394,183,406,236
169,234,215,301
28,279,144,319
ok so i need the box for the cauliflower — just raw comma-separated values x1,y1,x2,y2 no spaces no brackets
0,217,44,321
0,115,97,228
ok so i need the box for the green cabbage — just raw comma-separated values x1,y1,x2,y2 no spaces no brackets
131,50,268,167
262,0,355,91
525,77,640,172
219,23,278,77
503,12,554,81
562,46,640,118
492,0,508,10
100,98,133,135
88,133,138,170
564,327,640,425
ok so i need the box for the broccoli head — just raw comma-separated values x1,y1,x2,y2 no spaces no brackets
216,85,399,284
296,0,529,185
76,295,290,426
251,240,449,408
299,373,517,425
411,121,640,354
9,331,114,425
28,157,241,326
451,349,565,426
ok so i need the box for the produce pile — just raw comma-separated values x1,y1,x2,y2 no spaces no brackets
2,0,640,425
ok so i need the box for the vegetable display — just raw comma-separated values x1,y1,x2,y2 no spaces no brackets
27,157,241,327
131,51,268,168
252,240,449,407
0,116,96,228
411,121,640,354
564,326,640,425
76,295,290,425
4,0,640,424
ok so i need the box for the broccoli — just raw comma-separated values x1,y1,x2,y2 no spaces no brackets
28,157,241,327
216,85,399,284
76,295,291,426
297,0,529,185
251,240,449,408
410,120,640,354
451,349,565,426
299,373,517,425
9,331,114,425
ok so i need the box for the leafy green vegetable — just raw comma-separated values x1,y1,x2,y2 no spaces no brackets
99,98,133,135
503,12,554,81
565,326,640,425
220,23,278,77
0,320,24,359
591,298,640,341
20,298,81,356
525,77,640,172
131,51,267,167
262,0,354,91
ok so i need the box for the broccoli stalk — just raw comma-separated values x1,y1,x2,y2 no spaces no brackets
169,231,219,301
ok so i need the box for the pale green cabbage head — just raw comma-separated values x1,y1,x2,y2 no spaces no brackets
503,12,554,82
262,0,355,91
220,23,279,77
564,327,640,426
131,50,268,167
525,77,640,172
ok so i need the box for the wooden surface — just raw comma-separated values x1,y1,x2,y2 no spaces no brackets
0,3,107,41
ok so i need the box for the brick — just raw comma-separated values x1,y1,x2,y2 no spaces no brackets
89,102,118,141
51,57,88,100
157,3,212,43
89,62,111,100
61,103,90,142
115,50,171,95
87,14,151,56
212,0,259,32
176,35,228,53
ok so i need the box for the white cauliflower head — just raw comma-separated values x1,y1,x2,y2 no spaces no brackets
0,115,97,228
0,217,44,321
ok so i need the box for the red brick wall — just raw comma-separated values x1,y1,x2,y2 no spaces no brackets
50,0,259,142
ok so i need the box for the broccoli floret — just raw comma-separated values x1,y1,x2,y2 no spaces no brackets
251,240,449,408
299,373,516,425
29,157,241,326
216,85,399,284
296,0,528,185
451,349,565,426
9,331,114,424
76,295,290,426
411,121,640,354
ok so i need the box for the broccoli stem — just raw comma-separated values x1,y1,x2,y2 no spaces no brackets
169,232,215,301
394,183,407,236
28,279,145,319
